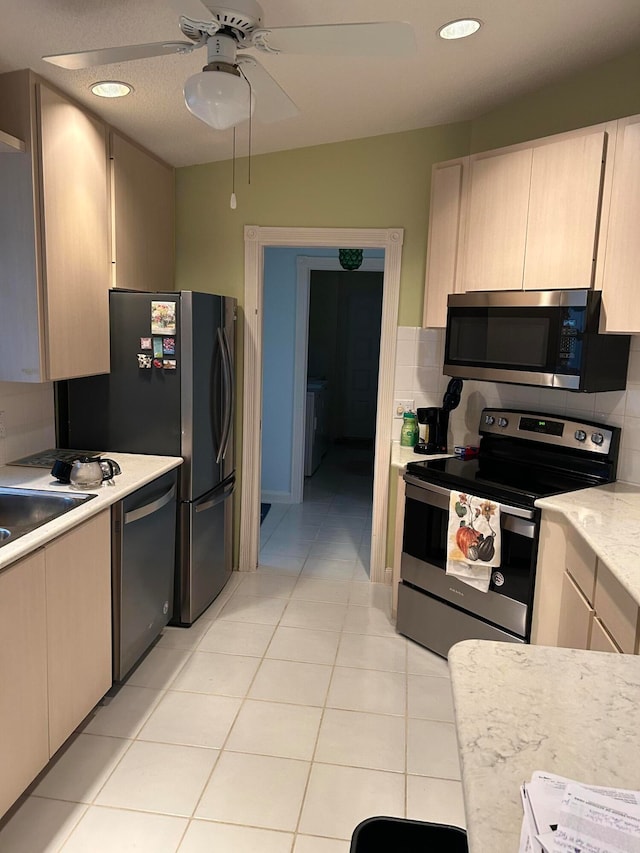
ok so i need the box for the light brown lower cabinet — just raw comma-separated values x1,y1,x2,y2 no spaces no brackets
0,510,112,818
0,551,49,817
392,470,406,616
45,512,112,754
534,512,639,655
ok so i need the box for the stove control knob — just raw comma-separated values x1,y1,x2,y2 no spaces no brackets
497,417,509,428
591,432,604,446
485,415,495,426
575,429,587,442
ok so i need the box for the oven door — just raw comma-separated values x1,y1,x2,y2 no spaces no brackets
400,476,538,639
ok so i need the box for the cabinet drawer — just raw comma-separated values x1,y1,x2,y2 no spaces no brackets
565,527,596,603
589,616,621,654
593,560,639,654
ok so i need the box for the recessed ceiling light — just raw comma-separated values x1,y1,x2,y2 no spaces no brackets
438,18,482,40
90,81,133,98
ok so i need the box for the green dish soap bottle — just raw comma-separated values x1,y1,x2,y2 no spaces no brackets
400,411,418,447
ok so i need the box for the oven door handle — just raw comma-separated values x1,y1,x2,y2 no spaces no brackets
403,474,536,521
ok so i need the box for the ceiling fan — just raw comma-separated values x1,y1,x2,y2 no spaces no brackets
42,0,416,131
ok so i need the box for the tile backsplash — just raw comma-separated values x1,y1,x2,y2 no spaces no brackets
0,382,56,466
394,327,640,486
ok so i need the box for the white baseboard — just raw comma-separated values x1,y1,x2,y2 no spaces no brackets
261,490,294,504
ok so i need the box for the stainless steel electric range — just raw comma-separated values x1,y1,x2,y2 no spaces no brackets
397,408,621,658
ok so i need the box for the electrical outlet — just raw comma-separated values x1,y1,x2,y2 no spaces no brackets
394,399,415,418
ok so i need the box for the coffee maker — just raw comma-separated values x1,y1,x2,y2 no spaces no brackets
415,378,463,454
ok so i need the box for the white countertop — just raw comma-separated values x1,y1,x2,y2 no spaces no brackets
536,481,640,606
449,639,640,853
390,441,452,470
0,453,182,571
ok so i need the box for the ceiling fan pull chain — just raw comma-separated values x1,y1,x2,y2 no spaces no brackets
230,127,237,209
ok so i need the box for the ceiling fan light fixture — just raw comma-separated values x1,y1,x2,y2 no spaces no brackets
184,65,254,130
437,18,482,40
90,81,133,98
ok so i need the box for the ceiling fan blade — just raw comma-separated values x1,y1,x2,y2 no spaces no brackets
238,56,299,124
43,41,194,70
252,21,415,57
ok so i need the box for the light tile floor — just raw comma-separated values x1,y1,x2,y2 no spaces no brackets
0,446,465,852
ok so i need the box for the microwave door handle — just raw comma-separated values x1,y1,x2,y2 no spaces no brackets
219,326,234,462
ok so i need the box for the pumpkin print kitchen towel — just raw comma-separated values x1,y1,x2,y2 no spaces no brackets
446,492,502,593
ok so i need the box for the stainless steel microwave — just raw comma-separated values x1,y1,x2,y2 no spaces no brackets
444,290,630,392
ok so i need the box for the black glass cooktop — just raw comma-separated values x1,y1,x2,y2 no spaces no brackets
405,456,596,509
8,448,103,469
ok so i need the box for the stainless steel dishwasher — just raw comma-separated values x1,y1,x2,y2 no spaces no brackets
112,470,177,681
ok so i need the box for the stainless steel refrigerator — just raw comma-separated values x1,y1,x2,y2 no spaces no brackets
58,290,236,626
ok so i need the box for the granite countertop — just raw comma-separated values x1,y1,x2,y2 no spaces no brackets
536,481,640,606
0,452,182,570
449,639,640,853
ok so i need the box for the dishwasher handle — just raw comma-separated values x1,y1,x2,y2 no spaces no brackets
124,483,176,525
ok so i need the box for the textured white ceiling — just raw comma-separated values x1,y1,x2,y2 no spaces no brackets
1,0,639,167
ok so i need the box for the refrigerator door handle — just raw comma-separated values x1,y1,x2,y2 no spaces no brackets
124,483,177,525
195,478,235,513
220,326,234,461
212,327,226,465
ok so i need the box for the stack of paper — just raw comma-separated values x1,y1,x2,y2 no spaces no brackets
519,771,640,853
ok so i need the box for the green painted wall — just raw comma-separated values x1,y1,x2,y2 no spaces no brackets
470,44,640,153
175,122,471,326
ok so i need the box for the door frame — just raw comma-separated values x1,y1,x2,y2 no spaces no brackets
239,226,404,583
289,255,385,503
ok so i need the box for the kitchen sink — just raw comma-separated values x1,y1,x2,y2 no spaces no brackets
0,487,97,548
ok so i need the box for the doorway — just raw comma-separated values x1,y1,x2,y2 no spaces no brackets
260,253,384,506
239,226,404,583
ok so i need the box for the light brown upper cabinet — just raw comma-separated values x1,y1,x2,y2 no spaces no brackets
461,147,532,293
599,114,640,333
0,70,110,382
110,132,175,292
460,127,608,293
423,157,468,327
524,131,606,290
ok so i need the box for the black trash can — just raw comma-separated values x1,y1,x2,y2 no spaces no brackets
350,816,468,852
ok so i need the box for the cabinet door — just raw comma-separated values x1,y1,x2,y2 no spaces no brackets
462,148,532,291
589,616,621,654
45,511,112,754
0,551,48,816
111,132,175,292
392,471,406,616
557,571,594,650
423,159,466,327
523,132,606,290
593,560,639,655
600,115,640,333
38,84,110,380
